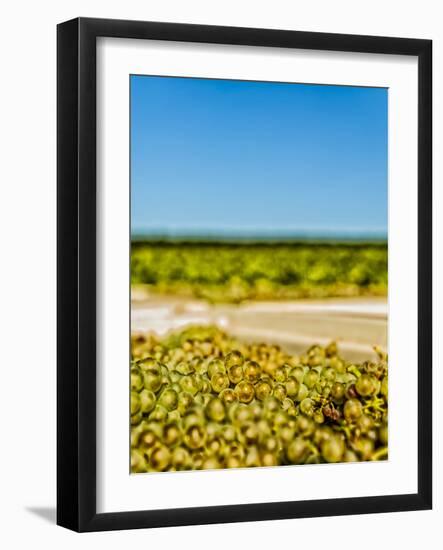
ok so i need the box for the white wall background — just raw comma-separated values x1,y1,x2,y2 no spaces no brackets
0,0,440,547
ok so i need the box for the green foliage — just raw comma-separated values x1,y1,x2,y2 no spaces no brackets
131,241,387,303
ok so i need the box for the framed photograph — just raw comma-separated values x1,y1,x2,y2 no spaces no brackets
57,17,432,532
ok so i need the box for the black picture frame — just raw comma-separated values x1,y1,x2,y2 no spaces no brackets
57,17,432,532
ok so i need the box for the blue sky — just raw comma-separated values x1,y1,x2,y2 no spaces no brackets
131,75,387,239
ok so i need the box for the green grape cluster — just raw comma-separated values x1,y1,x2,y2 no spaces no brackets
130,326,388,473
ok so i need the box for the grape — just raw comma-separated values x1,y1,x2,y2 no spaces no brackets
343,398,363,422
321,435,345,463
158,388,178,411
255,380,272,401
131,367,144,392
130,326,389,473
205,397,226,422
243,361,261,383
285,376,300,398
286,438,308,464
235,381,255,403
355,374,377,397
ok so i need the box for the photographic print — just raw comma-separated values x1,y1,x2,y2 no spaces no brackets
129,75,388,474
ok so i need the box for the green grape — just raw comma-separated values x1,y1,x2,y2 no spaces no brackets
205,397,226,422
158,388,178,411
180,375,200,396
263,396,280,416
227,364,244,384
243,361,261,383
313,409,325,424
222,424,237,442
149,404,169,423
149,445,171,471
200,341,213,357
287,438,309,464
131,412,142,426
193,358,208,376
177,391,194,415
235,381,255,403
272,383,287,402
232,403,253,425
321,367,337,383
308,354,324,367
224,350,244,369
191,392,208,408
303,369,319,389
285,376,300,398
200,378,212,393
176,361,195,375
131,425,143,448
343,398,363,422
183,409,205,430
321,435,345,463
163,422,182,447
131,391,141,415
281,397,294,411
256,419,271,441
279,425,295,445
356,414,374,434
226,456,243,469
219,387,238,405
139,422,162,449
325,341,338,357
131,449,147,473
210,372,230,393
245,446,261,468
139,389,156,414
273,367,287,383
205,422,220,441
184,425,206,450
172,447,192,470
169,370,182,384
208,358,226,379
343,449,359,462
354,437,374,460
330,382,345,403
249,401,263,420
255,380,272,401
355,374,377,397
202,456,221,470
168,410,181,423
379,423,388,445
273,410,289,429
290,366,306,383
295,383,309,402
261,452,279,467
329,356,346,373
143,367,163,393
300,397,315,417
240,422,259,444
160,364,171,386
313,426,332,446
296,415,315,436
131,367,144,392
138,357,160,372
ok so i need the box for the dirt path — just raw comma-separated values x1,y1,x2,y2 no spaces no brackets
131,295,387,362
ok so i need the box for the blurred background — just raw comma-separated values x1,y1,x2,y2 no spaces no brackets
130,75,388,361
